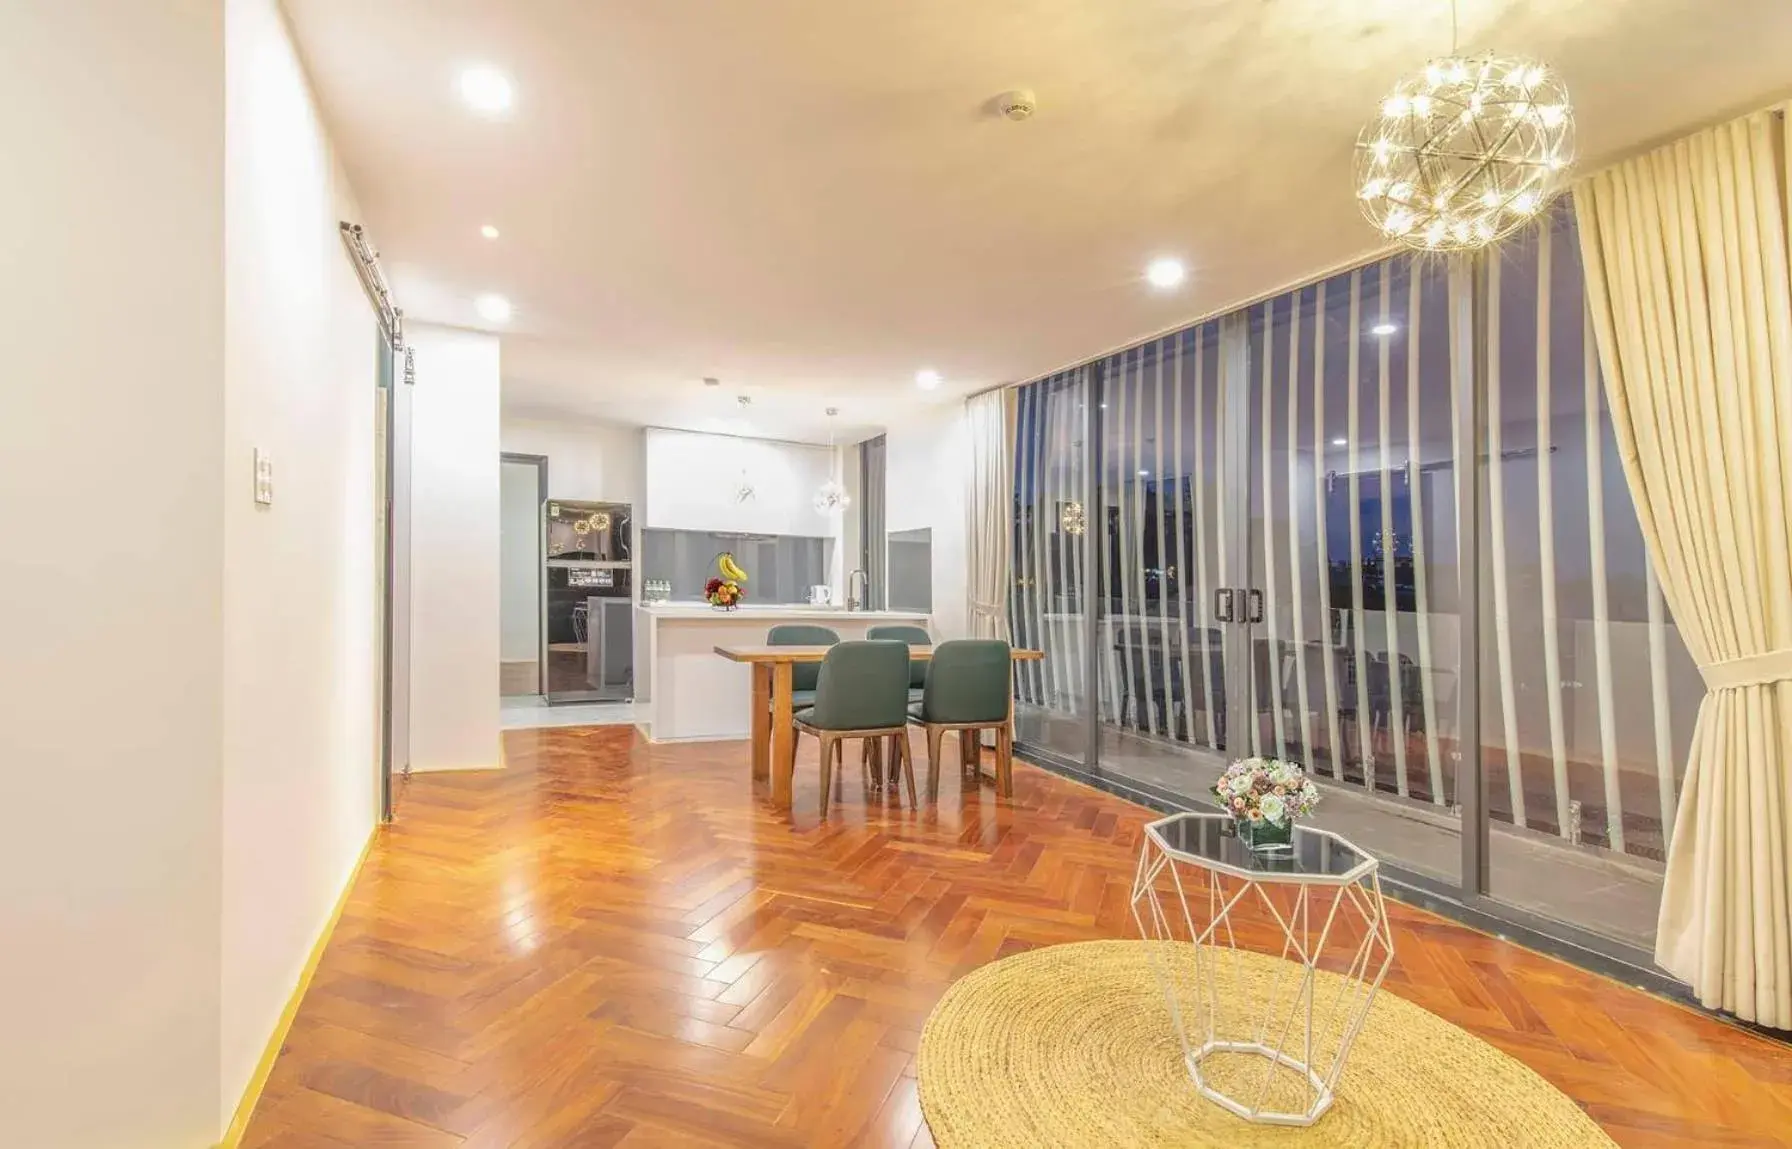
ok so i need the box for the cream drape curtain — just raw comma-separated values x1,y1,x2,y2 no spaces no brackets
965,390,1016,641
1576,106,1792,1026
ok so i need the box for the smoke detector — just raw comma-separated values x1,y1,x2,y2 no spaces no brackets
996,89,1037,121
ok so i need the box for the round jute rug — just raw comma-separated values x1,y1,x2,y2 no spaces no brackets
917,940,1614,1148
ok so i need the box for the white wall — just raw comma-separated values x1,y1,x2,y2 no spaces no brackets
0,3,226,1145
885,406,970,639
219,0,381,1125
410,324,502,770
503,414,644,504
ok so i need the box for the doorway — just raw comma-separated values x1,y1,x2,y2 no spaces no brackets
500,453,548,698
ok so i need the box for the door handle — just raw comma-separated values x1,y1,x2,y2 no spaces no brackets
1214,588,1235,623
1246,589,1264,624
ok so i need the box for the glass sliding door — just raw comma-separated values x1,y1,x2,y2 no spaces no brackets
1091,323,1240,800
1240,257,1462,883
1003,202,1704,979
1479,205,1703,949
1010,367,1093,764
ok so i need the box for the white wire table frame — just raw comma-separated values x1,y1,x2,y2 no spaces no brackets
1129,812,1395,1126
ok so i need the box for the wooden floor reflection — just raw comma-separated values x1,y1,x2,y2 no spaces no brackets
241,726,1792,1147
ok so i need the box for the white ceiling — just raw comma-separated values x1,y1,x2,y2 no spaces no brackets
284,0,1792,443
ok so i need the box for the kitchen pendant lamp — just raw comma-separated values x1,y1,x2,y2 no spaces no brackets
813,407,852,517
1354,5,1573,252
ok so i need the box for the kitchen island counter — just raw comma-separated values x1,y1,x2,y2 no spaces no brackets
633,604,931,742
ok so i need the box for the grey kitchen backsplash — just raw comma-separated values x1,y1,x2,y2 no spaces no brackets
641,529,832,603
887,527,933,612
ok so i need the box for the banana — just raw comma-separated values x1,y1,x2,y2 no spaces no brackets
717,552,748,582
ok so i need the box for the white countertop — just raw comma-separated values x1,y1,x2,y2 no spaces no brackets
636,603,929,622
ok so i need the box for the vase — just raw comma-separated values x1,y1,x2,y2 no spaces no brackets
709,601,738,612
1238,816,1294,853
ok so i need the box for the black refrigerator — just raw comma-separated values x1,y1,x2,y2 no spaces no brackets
542,499,633,704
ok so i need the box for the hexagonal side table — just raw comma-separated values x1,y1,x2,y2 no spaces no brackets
1128,812,1395,1127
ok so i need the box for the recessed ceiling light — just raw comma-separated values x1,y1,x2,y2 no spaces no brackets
703,376,721,387
1145,258,1186,289
474,293,512,324
458,66,514,115
1332,437,1348,446
916,369,942,390
1371,322,1398,336
480,224,500,240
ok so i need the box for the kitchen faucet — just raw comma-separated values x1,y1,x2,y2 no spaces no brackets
846,568,868,611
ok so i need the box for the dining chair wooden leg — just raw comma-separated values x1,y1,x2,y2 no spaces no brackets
862,738,883,788
925,724,945,801
818,731,835,813
898,731,917,807
994,723,1014,798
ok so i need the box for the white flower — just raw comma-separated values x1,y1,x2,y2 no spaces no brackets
1231,774,1255,797
1259,793,1287,824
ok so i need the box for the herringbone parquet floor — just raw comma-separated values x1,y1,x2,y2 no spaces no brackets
241,726,1792,1148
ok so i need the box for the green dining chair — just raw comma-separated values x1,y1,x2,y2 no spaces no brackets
866,624,931,697
791,640,916,813
767,623,839,707
909,639,1015,800
863,624,931,780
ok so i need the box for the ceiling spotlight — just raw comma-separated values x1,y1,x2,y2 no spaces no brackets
458,66,514,115
1145,258,1186,289
474,293,512,324
1332,437,1348,446
1370,322,1398,336
916,369,942,390
480,224,500,240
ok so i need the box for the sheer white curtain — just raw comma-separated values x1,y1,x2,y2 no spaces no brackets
1576,106,1792,1026
965,390,1015,641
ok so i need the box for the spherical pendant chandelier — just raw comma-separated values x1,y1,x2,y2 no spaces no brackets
1355,52,1574,252
813,406,852,517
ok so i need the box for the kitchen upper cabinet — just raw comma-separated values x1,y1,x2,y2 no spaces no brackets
643,428,838,537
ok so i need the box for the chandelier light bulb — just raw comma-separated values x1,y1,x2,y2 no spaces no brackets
1354,52,1575,253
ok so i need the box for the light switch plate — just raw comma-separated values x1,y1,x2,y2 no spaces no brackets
253,448,274,506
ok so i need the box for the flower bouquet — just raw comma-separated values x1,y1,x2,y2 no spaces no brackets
1212,757,1319,852
704,577,743,610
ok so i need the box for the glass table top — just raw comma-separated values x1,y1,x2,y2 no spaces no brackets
1143,812,1378,885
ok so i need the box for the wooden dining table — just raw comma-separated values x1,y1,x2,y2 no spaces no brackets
714,644,1045,808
